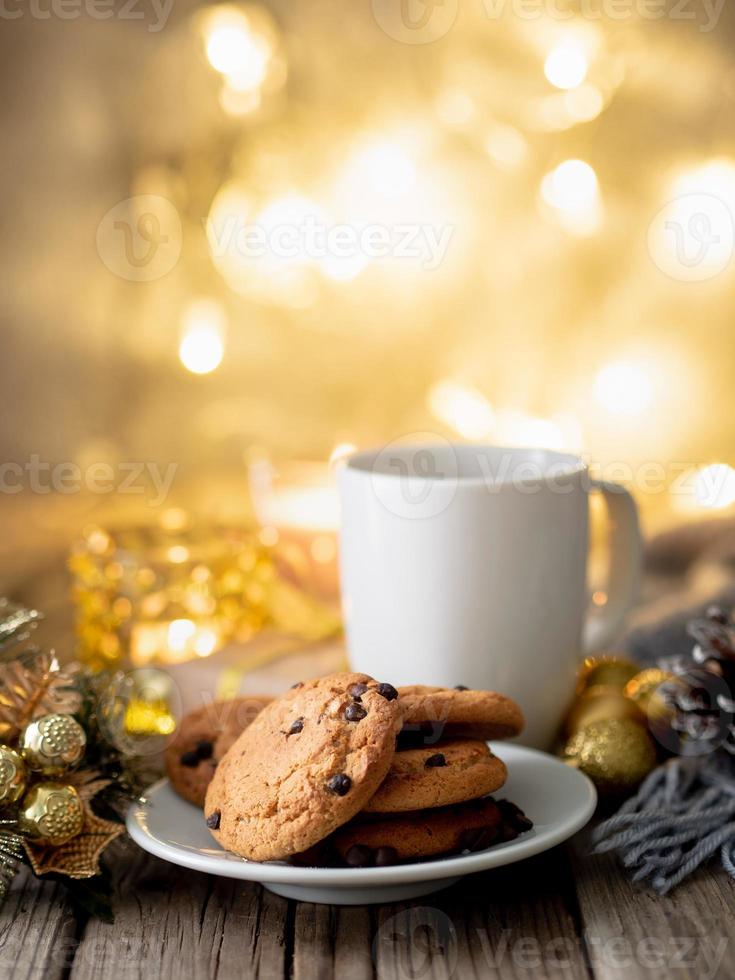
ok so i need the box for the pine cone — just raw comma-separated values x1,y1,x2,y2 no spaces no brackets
660,606,735,755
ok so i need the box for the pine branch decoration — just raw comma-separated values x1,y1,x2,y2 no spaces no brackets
0,651,81,742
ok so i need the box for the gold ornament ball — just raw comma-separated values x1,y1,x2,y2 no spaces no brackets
564,718,657,797
0,745,27,805
576,656,639,694
19,714,87,775
565,687,644,736
18,782,84,845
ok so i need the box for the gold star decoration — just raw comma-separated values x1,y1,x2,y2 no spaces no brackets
23,779,123,879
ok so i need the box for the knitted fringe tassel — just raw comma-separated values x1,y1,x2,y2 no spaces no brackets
592,753,735,894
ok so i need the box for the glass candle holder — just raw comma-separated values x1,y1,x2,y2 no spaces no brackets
248,457,341,605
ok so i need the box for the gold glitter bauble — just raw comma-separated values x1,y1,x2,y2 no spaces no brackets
565,688,644,736
564,718,657,797
19,714,87,775
0,745,27,804
576,656,638,694
18,782,84,845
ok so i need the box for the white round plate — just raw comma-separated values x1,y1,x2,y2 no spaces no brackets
127,743,596,905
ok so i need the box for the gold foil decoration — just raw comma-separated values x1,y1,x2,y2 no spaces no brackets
0,651,81,743
0,745,27,804
19,714,87,775
23,797,123,879
18,782,84,845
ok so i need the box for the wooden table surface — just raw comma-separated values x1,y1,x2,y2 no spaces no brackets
1,501,733,980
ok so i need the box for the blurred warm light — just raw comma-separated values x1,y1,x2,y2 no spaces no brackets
219,82,261,116
544,40,589,90
435,88,476,128
671,158,735,203
329,443,357,467
179,298,226,374
202,5,272,88
319,251,368,282
593,361,654,417
540,159,601,234
343,139,417,201
564,85,605,123
485,125,527,171
428,380,495,440
495,410,566,451
694,464,735,510
193,627,220,658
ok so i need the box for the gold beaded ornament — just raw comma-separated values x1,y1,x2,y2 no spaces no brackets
19,714,87,775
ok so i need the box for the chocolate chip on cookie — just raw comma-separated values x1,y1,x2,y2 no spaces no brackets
327,773,353,795
180,750,200,768
344,703,367,722
424,753,446,768
206,810,221,830
287,718,304,736
348,682,368,699
376,682,399,701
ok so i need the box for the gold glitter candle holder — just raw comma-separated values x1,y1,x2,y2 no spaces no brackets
69,512,274,671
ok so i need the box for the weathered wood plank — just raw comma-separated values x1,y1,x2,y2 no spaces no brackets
0,867,80,980
292,904,373,980
571,829,735,980
70,844,288,980
369,846,590,980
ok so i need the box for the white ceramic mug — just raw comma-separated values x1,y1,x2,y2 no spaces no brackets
338,443,642,747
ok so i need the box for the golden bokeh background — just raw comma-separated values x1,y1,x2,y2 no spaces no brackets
2,0,735,538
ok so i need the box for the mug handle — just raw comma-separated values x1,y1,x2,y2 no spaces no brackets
582,479,643,652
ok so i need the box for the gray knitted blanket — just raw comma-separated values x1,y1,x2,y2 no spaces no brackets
593,582,735,892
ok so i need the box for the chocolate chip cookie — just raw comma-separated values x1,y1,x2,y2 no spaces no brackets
363,738,507,813
398,686,524,744
165,696,272,807
204,673,403,861
329,797,506,865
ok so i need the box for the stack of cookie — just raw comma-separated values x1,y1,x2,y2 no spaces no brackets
166,673,532,866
